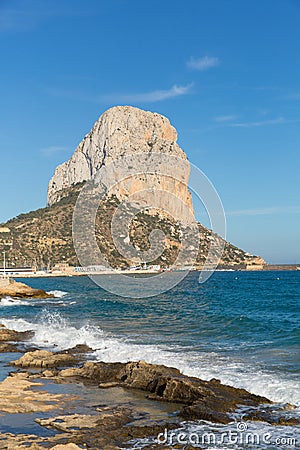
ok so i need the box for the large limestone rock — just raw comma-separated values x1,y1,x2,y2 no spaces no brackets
47,106,194,222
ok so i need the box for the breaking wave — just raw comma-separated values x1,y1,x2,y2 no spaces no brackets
1,311,299,408
47,290,68,298
0,297,31,307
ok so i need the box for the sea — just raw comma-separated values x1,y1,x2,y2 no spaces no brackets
0,270,299,449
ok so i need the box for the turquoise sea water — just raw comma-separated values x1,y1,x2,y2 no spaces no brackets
0,271,299,447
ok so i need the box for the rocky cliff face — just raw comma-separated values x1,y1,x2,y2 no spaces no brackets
0,106,265,270
47,106,194,223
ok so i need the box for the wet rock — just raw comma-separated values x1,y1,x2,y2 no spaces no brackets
0,324,34,342
180,403,231,424
243,409,300,426
0,433,83,450
0,432,51,450
11,350,78,368
59,344,93,355
37,408,133,449
36,414,100,432
59,360,273,424
117,360,181,390
0,342,19,352
78,417,179,449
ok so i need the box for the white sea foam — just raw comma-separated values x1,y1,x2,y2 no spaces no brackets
47,290,68,298
1,312,299,408
0,297,31,307
131,420,300,449
0,296,69,308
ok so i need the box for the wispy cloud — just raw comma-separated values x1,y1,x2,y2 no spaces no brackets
48,84,194,104
0,0,93,32
0,1,59,32
187,56,220,71
100,84,193,103
214,115,238,123
227,206,300,216
40,146,68,157
281,91,300,100
229,117,286,128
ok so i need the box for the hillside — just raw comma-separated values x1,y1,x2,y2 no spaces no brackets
0,184,263,270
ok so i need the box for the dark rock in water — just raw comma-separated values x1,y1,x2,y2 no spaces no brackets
59,360,272,424
58,344,94,355
36,408,179,450
0,342,20,352
0,324,34,342
243,407,300,426
180,403,231,424
7,350,299,428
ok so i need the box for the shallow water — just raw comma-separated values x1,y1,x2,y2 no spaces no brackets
0,376,180,436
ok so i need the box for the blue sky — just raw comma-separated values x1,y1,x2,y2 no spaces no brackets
0,0,299,263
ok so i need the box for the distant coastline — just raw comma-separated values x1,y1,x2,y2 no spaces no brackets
2,263,299,279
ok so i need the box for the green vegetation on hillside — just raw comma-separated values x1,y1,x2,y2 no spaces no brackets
0,183,261,270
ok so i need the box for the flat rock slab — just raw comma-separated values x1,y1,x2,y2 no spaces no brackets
35,408,177,449
0,372,66,414
0,433,83,450
36,413,106,432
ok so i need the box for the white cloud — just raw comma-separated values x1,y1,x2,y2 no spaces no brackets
100,84,193,103
40,146,68,156
214,115,238,122
187,56,220,71
229,117,286,128
227,206,300,216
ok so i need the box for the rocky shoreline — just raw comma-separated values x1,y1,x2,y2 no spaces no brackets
0,278,53,300
0,323,299,449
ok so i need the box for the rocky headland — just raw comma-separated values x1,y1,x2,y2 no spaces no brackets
0,278,53,300
0,106,265,271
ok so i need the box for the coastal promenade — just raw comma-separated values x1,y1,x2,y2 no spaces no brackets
11,268,161,278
